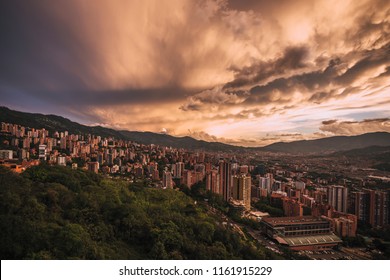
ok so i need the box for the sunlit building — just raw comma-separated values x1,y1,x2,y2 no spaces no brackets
232,174,251,211
38,145,47,160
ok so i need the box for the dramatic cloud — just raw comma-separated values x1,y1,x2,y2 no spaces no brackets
1,0,389,146
223,46,310,89
180,86,248,111
320,118,390,135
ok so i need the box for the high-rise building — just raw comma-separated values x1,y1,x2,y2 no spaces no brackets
295,181,306,191
38,145,47,160
107,153,114,166
327,185,348,213
219,160,232,201
206,169,220,194
134,165,144,177
259,173,274,194
282,197,304,217
18,149,28,160
163,170,173,189
182,170,192,187
173,162,184,178
197,152,205,163
367,190,389,228
60,137,67,150
97,153,104,165
88,162,99,174
350,191,370,222
22,137,31,149
195,164,205,178
232,174,251,210
152,169,160,181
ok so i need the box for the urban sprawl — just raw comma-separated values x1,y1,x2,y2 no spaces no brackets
1,122,389,259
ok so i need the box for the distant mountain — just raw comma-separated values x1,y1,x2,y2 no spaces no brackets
119,130,241,151
262,132,390,153
2,106,390,153
0,106,125,139
331,145,390,157
0,106,242,152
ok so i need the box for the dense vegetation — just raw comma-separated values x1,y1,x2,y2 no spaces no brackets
0,165,267,259
253,197,284,217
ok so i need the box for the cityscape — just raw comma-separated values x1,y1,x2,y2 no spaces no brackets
1,0,390,261
0,109,389,259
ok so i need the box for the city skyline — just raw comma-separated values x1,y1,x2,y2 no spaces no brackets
1,0,390,146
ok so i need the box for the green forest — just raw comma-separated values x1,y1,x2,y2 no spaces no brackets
0,165,268,259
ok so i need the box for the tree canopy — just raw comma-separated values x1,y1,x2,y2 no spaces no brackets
0,165,267,260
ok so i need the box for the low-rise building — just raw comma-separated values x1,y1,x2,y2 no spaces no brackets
260,216,342,251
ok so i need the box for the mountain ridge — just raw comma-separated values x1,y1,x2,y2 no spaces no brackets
263,132,390,153
1,106,390,153
0,106,243,152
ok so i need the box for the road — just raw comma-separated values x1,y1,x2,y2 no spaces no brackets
203,202,284,255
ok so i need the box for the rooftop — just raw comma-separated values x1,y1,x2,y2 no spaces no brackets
275,234,342,246
262,216,327,226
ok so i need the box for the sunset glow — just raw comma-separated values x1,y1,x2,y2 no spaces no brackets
1,0,389,146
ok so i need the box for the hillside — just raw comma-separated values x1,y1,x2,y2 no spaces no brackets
331,145,390,171
0,165,268,259
0,106,124,139
262,132,390,153
0,106,241,152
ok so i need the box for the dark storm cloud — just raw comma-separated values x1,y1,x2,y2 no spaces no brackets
181,38,390,111
322,120,338,125
179,86,247,111
31,87,192,108
0,1,100,92
227,0,294,12
224,46,309,89
244,42,390,105
0,0,225,110
346,4,390,49
245,60,337,104
336,43,390,86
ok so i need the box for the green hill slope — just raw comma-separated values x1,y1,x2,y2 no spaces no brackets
0,165,267,260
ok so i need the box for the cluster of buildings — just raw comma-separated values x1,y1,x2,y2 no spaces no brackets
0,122,253,210
252,170,389,251
1,121,390,252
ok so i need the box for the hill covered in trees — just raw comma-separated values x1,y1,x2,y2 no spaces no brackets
0,165,269,259
0,106,242,152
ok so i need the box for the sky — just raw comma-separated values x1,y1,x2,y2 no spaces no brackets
1,0,389,147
